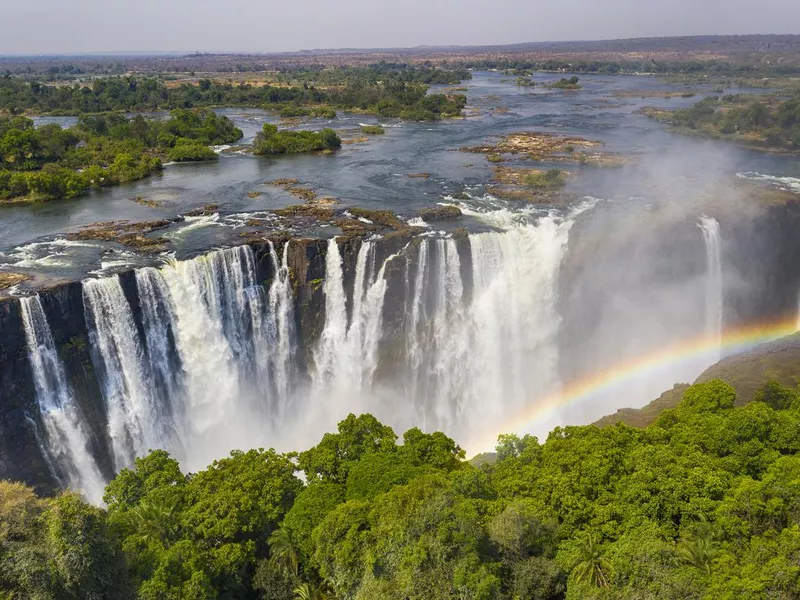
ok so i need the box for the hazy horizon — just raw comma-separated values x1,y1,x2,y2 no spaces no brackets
2,0,800,55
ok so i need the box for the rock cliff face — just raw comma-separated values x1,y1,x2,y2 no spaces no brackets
0,235,420,494
2,201,800,494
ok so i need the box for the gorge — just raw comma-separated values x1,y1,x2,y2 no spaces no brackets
2,196,800,501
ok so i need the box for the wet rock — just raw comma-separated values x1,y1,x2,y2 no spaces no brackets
417,206,462,221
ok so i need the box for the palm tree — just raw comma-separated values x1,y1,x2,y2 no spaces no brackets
677,520,720,574
125,494,179,547
293,582,334,600
269,525,300,577
571,533,613,588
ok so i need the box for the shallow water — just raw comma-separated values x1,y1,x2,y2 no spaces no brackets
3,71,798,286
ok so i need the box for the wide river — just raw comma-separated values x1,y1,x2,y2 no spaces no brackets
1,71,798,287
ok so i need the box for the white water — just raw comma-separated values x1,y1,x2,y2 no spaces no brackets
398,210,575,442
266,241,297,423
83,276,160,470
313,240,397,417
27,205,588,498
699,216,723,360
20,295,106,503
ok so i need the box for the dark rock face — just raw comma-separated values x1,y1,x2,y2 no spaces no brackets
720,204,800,327
0,235,414,492
2,198,800,493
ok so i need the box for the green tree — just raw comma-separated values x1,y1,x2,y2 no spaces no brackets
570,533,612,588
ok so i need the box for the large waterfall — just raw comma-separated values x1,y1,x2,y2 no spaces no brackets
21,202,734,500
20,295,106,504
699,216,723,358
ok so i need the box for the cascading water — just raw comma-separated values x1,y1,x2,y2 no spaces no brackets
25,202,604,496
313,239,397,413
400,207,576,439
20,295,106,504
83,276,160,471
266,241,297,422
699,216,723,359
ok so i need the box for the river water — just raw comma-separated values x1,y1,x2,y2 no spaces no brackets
6,72,800,494
3,71,798,287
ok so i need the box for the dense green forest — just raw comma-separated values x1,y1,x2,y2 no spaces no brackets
0,67,468,121
0,109,242,202
253,124,341,155
643,91,800,149
2,378,799,599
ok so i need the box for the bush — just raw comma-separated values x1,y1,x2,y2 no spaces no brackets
253,124,341,155
360,125,385,135
522,169,567,189
166,139,218,162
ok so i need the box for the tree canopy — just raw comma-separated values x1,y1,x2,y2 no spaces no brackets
2,379,800,599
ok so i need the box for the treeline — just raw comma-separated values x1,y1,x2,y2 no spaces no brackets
0,109,242,202
646,92,800,148
0,68,468,121
456,58,800,77
2,379,800,599
273,63,473,86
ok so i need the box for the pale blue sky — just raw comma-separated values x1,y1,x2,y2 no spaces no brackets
1,0,799,55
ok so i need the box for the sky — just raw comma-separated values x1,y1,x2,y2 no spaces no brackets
1,0,799,55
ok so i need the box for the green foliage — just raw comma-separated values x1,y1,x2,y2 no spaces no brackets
359,125,384,134
253,124,341,155
547,77,582,90
0,109,239,201
0,67,468,121
297,413,397,483
522,168,567,189
166,139,218,162
184,448,302,546
650,91,800,148
6,377,800,599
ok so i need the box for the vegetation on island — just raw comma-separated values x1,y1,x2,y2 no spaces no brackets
0,66,468,122
522,168,568,189
360,125,385,135
0,109,242,202
642,91,800,150
2,378,800,599
545,77,582,90
253,124,341,155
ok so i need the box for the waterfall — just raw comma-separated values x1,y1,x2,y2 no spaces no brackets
77,245,295,479
157,245,273,469
135,267,187,451
266,241,296,422
699,216,723,358
20,295,106,504
31,205,582,499
313,239,395,402
400,211,573,438
83,276,159,470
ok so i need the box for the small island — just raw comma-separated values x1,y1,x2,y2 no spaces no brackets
545,76,582,90
253,124,342,155
0,109,242,203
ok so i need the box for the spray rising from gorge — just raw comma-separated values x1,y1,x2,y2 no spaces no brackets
12,198,742,500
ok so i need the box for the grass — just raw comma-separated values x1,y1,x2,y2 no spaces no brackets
522,169,567,189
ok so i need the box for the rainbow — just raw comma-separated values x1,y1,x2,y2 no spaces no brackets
471,315,800,453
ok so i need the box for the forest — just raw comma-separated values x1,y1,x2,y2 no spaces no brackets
0,110,242,202
643,91,800,149
1,378,799,600
0,67,468,121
